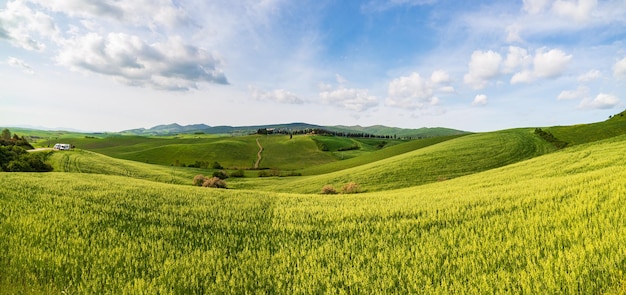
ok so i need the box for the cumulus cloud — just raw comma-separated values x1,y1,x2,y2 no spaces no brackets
557,86,588,100
577,69,601,82
0,0,58,51
522,0,598,22
472,94,488,106
614,57,626,79
320,87,378,111
57,33,228,91
250,87,304,104
463,50,502,89
578,93,620,109
533,48,572,78
552,0,597,22
29,0,190,30
386,71,452,109
506,47,572,84
7,56,34,74
503,46,532,74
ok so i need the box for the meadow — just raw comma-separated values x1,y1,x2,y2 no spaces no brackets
1,113,626,294
1,134,626,293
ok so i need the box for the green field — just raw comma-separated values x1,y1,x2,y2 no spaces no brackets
2,114,626,293
1,134,626,293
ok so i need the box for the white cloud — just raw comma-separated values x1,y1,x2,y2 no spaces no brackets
503,46,532,74
0,0,59,51
578,93,620,109
430,70,451,84
57,33,228,91
472,94,488,106
557,86,588,100
577,69,601,82
250,87,304,104
7,56,34,74
510,70,534,84
386,71,451,109
335,74,348,85
533,48,572,78
552,0,597,22
463,50,502,89
614,57,626,79
320,87,378,111
523,0,551,14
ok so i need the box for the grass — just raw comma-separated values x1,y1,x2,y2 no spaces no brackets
1,134,626,294
45,149,204,185
235,128,555,193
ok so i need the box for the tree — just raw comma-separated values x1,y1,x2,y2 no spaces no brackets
1,128,10,141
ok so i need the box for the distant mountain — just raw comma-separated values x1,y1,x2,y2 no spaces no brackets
120,122,469,138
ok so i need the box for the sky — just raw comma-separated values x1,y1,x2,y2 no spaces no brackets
1,0,625,132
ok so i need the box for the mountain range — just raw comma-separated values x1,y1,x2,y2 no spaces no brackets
120,123,469,138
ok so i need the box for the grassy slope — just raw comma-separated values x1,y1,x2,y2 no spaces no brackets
237,128,555,193
45,149,203,185
545,110,626,146
1,135,625,294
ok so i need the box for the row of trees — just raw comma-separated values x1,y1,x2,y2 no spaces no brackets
256,128,398,139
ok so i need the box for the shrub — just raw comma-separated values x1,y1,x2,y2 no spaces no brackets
211,161,223,169
192,174,206,186
341,182,361,194
212,170,229,179
202,177,227,189
230,169,245,178
321,185,337,195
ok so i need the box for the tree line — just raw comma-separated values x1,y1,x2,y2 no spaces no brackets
256,127,398,139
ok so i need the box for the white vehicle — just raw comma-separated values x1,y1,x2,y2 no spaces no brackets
53,143,72,150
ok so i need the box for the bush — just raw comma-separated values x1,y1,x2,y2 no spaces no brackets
341,182,361,194
192,174,206,186
202,177,227,189
211,161,223,169
321,185,337,195
212,170,229,179
230,169,245,178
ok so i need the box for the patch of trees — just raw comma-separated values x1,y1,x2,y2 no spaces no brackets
534,128,568,149
257,127,396,139
186,161,223,169
0,129,52,172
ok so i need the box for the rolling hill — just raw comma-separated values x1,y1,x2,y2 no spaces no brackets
119,122,469,138
1,129,625,293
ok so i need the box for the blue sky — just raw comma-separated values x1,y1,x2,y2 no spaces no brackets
1,0,625,132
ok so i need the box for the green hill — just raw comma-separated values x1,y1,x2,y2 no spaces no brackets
45,149,203,185
544,109,626,146
1,134,625,293
235,128,556,193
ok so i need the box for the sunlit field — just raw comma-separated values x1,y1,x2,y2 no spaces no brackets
1,134,625,294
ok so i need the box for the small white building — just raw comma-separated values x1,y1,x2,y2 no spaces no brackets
53,143,72,150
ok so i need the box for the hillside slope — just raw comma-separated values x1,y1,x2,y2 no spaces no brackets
236,128,556,193
1,134,625,294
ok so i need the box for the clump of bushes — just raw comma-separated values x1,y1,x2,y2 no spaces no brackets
192,174,227,189
230,169,245,178
341,182,361,194
212,170,229,179
321,185,337,194
534,128,568,149
321,182,361,194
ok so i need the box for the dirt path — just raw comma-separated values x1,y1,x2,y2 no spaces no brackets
27,148,54,153
254,138,263,169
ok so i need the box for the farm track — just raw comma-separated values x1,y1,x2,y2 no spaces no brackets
254,138,263,169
